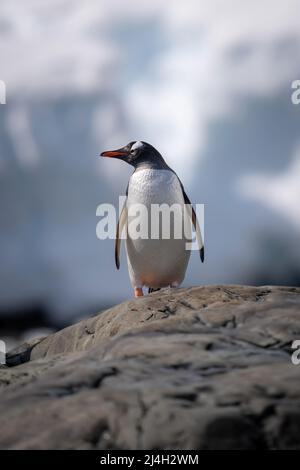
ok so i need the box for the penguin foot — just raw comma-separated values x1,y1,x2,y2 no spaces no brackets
134,287,144,298
148,287,161,294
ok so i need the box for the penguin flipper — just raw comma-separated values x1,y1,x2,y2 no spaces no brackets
115,198,128,270
179,182,204,263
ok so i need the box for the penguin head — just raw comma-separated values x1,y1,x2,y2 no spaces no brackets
101,141,167,168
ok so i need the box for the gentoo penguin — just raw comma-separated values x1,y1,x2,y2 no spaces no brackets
101,141,204,298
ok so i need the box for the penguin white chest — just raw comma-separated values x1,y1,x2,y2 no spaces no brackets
125,169,191,288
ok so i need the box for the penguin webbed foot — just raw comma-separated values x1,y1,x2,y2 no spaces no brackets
134,287,144,297
148,287,161,294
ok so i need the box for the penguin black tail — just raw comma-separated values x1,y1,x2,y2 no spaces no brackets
148,287,161,294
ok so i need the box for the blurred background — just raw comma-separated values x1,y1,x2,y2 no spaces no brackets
1,0,300,344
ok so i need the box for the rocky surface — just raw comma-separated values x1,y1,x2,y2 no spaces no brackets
0,285,300,450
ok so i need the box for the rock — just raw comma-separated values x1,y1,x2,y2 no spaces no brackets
0,285,299,449
6,336,47,367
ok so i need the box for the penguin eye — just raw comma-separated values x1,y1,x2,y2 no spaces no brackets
130,148,135,154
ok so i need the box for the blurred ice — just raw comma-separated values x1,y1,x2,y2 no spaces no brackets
239,145,300,231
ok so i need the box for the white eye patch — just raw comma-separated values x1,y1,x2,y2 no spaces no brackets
131,141,143,151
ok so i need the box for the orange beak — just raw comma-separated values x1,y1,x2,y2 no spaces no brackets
100,149,128,158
